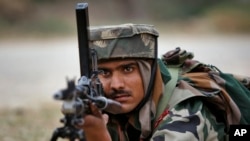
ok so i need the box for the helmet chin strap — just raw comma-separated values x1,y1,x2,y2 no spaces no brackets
133,58,157,112
130,39,158,113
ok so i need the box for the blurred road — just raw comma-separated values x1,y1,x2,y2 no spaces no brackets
0,34,249,108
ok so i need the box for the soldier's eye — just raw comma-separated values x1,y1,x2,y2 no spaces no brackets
124,66,134,72
99,69,111,77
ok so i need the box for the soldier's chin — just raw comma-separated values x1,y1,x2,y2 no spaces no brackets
119,104,135,114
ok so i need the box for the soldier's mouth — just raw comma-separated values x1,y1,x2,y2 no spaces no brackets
112,94,131,102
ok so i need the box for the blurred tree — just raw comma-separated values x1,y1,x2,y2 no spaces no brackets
0,0,249,36
0,0,34,24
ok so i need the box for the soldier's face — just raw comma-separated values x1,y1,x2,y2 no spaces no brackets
98,59,144,113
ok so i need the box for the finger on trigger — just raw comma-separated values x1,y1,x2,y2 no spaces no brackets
102,114,109,125
90,102,102,117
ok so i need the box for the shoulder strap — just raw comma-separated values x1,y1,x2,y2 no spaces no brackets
155,65,179,120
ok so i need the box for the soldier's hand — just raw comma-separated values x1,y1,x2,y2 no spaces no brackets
76,102,111,141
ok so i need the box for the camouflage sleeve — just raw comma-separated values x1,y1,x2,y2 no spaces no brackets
151,99,226,141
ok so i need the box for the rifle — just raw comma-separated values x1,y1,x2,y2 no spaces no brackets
50,3,122,141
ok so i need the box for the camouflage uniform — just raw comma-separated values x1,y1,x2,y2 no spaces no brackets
89,24,250,141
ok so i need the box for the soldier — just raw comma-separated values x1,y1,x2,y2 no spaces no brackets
75,23,246,141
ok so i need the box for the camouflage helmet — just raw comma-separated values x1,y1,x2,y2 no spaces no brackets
89,23,159,60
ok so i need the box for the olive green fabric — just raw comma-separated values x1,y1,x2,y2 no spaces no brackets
218,72,250,124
